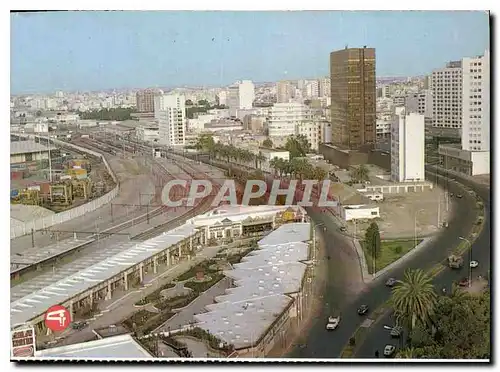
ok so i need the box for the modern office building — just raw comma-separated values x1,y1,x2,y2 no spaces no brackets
330,47,376,150
136,89,156,113
431,61,462,129
405,90,433,119
391,108,425,183
154,94,186,147
227,80,255,113
319,77,331,98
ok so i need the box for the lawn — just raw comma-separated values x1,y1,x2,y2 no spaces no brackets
363,239,422,274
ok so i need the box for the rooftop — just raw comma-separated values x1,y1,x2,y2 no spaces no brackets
10,204,55,225
194,222,310,350
11,223,198,327
11,140,57,155
34,334,152,359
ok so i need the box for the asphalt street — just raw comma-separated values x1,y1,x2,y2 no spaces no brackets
356,169,491,358
289,170,488,358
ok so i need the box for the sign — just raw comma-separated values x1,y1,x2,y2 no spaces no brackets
44,305,71,332
11,327,35,358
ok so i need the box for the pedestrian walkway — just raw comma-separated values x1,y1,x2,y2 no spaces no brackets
173,336,224,358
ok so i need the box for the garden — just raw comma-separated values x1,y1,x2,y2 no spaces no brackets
361,222,421,274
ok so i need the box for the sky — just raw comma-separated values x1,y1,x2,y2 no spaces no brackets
10,11,490,94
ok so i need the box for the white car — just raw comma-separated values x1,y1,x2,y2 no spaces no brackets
326,316,340,330
384,344,396,357
470,260,479,268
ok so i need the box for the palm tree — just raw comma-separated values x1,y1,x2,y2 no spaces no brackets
395,347,418,359
255,152,266,170
391,268,437,331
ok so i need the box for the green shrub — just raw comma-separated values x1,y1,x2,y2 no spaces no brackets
394,245,402,254
123,309,157,330
184,273,224,294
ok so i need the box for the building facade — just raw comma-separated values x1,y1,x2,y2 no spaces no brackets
461,50,490,152
136,89,156,113
330,47,376,150
277,81,294,104
405,90,433,118
431,61,462,129
154,94,186,147
267,103,312,138
391,109,425,183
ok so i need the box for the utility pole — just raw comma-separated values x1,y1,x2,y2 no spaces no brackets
110,203,114,223
147,202,150,224
31,228,35,248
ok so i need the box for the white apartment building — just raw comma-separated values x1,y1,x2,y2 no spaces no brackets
226,80,255,112
405,90,433,118
154,94,186,147
304,81,319,98
135,126,159,142
319,77,331,98
218,90,228,106
277,81,294,103
391,109,425,183
462,50,490,152
296,120,332,151
432,61,462,129
267,103,312,138
376,119,391,139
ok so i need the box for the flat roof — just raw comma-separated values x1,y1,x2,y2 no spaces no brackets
11,224,198,327
194,222,310,350
11,140,57,155
34,334,152,359
11,237,94,273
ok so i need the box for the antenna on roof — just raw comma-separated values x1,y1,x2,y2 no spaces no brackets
345,44,348,50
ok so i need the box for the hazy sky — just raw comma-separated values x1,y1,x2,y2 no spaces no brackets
11,11,489,94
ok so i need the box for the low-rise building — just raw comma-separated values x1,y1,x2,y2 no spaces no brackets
438,144,490,176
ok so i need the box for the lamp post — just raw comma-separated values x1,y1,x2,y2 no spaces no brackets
459,236,472,288
414,209,425,248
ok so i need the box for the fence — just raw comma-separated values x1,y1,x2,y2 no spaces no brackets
10,134,120,239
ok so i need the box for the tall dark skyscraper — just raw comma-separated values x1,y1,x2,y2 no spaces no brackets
330,47,376,150
136,89,156,113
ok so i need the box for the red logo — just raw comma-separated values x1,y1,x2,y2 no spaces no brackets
44,305,71,332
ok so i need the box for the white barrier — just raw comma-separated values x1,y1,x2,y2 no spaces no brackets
10,134,120,239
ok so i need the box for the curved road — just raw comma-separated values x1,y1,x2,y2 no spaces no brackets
356,170,491,358
289,169,488,358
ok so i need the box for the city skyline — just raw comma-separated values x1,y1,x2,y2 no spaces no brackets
11,11,489,94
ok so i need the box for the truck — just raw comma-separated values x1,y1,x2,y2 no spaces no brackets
448,254,464,269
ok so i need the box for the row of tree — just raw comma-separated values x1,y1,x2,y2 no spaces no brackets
390,268,490,359
194,134,329,181
77,107,137,121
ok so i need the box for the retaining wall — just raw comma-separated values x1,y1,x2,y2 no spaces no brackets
10,134,120,239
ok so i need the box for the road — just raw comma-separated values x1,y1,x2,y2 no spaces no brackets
288,170,483,358
355,170,491,358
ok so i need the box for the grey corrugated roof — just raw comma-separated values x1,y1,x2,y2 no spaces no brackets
10,140,57,155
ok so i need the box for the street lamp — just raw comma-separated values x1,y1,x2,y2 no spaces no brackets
414,209,425,248
459,236,472,288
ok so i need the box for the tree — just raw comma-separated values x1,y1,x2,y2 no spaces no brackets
398,291,490,359
198,99,209,106
262,138,273,148
364,222,381,259
284,135,311,158
391,268,438,331
349,164,370,183
77,107,137,121
185,99,194,106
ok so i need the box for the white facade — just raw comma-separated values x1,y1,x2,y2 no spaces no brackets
277,81,294,103
226,81,255,111
432,61,462,129
218,90,228,106
304,80,319,98
319,77,331,98
391,110,425,183
267,103,311,138
340,204,380,222
135,126,159,142
376,119,391,138
462,50,490,152
34,123,49,133
154,94,186,147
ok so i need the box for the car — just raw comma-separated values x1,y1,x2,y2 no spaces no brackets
457,194,463,199
390,326,403,338
458,278,470,287
450,192,454,197
385,278,397,287
383,344,396,357
470,260,479,268
357,305,369,315
340,226,347,232
326,316,340,330
442,221,449,228
71,321,88,330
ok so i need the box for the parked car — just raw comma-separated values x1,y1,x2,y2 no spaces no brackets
384,344,396,357
470,260,479,268
357,305,369,315
457,194,463,199
71,321,88,330
340,226,347,232
385,278,397,287
326,316,341,330
390,326,403,338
